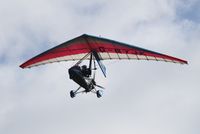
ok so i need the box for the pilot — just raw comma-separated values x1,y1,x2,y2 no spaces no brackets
81,65,91,77
68,65,81,79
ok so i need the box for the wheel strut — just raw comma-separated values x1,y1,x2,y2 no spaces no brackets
70,86,81,98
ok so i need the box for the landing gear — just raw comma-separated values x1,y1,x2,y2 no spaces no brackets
70,90,76,98
96,90,103,98
70,86,81,98
70,88,104,98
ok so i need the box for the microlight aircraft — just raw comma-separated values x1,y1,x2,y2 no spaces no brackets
20,34,188,98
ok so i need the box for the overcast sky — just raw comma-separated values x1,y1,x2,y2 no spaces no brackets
0,0,200,134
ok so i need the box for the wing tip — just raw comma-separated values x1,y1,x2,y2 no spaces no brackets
184,61,188,65
19,64,25,69
19,62,28,69
180,59,188,65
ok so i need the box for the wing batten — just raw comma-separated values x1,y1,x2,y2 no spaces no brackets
20,34,187,68
87,34,187,64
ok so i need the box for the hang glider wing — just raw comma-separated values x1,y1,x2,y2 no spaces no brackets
20,34,188,68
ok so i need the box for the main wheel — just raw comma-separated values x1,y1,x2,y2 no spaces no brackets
70,90,76,98
96,90,103,98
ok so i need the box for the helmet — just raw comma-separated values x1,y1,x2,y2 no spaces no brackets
82,65,87,70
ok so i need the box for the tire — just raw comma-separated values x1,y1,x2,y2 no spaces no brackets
70,90,76,98
96,90,103,98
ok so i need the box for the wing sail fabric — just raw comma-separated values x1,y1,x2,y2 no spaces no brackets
20,34,188,68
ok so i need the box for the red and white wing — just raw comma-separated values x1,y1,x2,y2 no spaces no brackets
20,34,187,68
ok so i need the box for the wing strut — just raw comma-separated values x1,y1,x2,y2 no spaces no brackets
89,52,93,71
75,52,90,66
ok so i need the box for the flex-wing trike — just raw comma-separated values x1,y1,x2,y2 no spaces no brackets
19,34,187,99
68,51,106,98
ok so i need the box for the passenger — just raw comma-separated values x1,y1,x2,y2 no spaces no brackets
81,65,91,77
68,65,81,79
